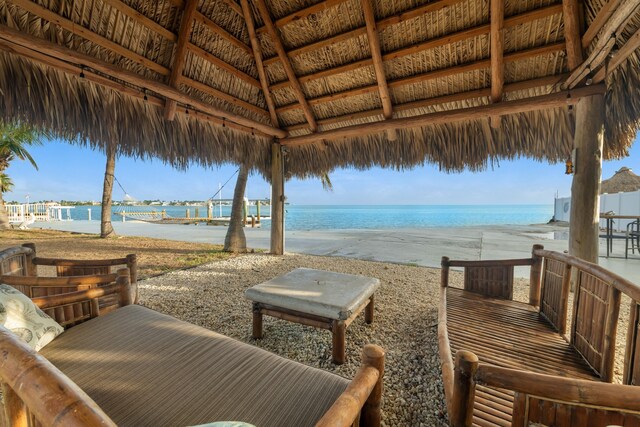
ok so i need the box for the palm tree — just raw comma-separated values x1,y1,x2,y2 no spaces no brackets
224,164,249,252
101,144,117,238
0,122,44,230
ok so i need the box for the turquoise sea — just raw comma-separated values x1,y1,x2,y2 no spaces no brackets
69,204,553,231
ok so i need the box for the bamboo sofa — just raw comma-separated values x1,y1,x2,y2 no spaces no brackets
0,245,385,427
439,244,640,427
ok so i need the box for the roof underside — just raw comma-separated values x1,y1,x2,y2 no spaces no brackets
0,0,639,177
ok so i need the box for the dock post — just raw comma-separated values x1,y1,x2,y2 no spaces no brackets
251,215,256,228
162,209,166,219
243,199,248,226
186,209,190,219
195,207,199,218
87,209,91,221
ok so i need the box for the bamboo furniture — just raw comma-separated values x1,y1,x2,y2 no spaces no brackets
0,243,138,304
439,244,640,426
0,245,385,427
245,268,379,364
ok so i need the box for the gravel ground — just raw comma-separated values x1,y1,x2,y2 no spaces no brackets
139,253,452,427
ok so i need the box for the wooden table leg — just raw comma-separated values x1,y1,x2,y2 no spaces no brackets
365,295,375,324
252,303,263,339
332,320,346,365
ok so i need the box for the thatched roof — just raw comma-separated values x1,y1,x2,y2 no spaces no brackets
601,167,640,194
0,0,639,177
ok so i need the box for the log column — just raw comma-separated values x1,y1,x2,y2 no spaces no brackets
270,142,285,255
569,94,605,263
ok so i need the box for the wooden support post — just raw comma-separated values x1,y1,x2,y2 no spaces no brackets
529,244,544,306
361,344,385,427
186,209,190,219
252,303,263,339
195,207,199,218
270,143,285,255
365,296,375,324
441,256,450,288
126,254,138,304
116,268,133,307
569,94,604,263
332,320,346,364
451,350,478,427
256,201,261,223
490,0,504,128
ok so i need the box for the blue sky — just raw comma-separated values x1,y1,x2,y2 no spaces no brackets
5,134,639,205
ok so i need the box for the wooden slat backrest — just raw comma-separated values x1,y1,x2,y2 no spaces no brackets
512,393,640,426
570,269,621,380
0,245,36,276
625,300,640,385
452,353,640,427
463,265,514,300
539,258,571,334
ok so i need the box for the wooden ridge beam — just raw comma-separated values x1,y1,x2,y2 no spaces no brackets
267,4,562,91
255,0,317,132
563,0,584,71
240,0,280,127
276,42,566,114
11,0,169,76
0,24,285,137
490,0,505,128
284,74,565,132
165,0,199,120
0,38,271,138
281,84,605,146
361,0,396,141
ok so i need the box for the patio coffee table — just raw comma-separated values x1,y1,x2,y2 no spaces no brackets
245,268,380,364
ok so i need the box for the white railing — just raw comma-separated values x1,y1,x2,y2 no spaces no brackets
5,203,75,223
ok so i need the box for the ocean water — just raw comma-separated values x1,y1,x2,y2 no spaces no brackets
67,204,553,231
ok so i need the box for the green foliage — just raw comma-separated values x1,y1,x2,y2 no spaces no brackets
0,121,48,173
0,173,13,193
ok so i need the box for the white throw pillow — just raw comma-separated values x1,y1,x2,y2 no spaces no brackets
0,284,64,351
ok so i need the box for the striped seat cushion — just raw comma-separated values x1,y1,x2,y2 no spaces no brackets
41,305,349,427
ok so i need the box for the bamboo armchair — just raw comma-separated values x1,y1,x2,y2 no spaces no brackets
439,244,640,426
0,243,138,304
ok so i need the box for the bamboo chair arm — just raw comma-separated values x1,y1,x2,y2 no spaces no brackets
32,278,132,310
315,344,385,427
0,273,119,287
0,326,116,426
445,258,534,268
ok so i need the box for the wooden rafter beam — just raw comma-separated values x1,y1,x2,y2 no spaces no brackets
281,85,605,146
240,0,279,127
165,0,199,120
185,44,261,88
256,0,350,34
0,24,285,137
192,11,253,56
284,74,565,132
168,0,243,17
490,0,504,128
267,4,562,91
565,0,640,88
593,25,640,82
276,42,566,114
582,0,622,48
361,0,396,141
0,38,271,138
255,0,317,132
562,0,584,70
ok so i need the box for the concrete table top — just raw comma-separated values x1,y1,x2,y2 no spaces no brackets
245,268,380,320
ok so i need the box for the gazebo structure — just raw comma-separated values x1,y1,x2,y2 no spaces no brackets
601,166,640,193
0,0,639,260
